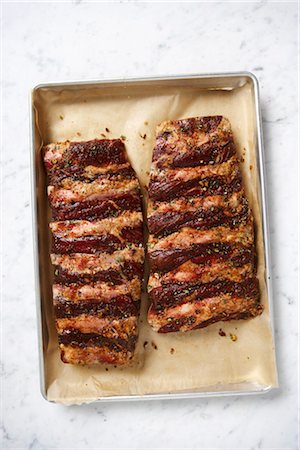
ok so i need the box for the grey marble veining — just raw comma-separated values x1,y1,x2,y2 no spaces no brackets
1,1,298,449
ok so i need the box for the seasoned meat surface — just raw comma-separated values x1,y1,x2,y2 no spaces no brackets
147,116,263,332
44,139,144,364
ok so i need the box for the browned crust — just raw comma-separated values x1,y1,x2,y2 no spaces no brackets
60,345,134,365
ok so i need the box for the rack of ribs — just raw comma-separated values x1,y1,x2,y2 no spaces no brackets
147,116,263,333
43,139,144,364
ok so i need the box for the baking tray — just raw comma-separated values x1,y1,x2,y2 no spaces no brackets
31,73,278,404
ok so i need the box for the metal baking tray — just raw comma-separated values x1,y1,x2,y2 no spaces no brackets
30,73,277,404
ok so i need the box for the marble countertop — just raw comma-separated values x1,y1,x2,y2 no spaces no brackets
1,1,298,449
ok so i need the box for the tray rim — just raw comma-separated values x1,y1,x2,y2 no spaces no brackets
30,71,277,404
31,70,258,92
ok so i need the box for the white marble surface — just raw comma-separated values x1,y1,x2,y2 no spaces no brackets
1,1,298,449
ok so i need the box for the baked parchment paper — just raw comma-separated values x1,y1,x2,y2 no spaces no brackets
33,79,278,404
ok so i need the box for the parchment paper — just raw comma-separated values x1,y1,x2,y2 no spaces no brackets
33,78,278,404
